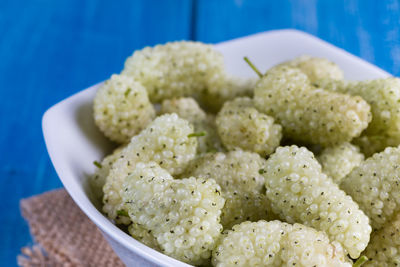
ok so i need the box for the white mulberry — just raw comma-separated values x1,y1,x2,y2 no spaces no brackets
212,220,352,267
90,145,126,202
196,75,257,113
93,74,155,143
122,162,225,265
183,150,276,228
216,97,282,156
353,134,399,158
122,41,225,103
254,66,371,146
363,212,400,266
196,115,225,154
340,146,400,230
102,114,197,224
317,78,400,155
264,145,371,258
160,97,207,122
160,97,223,153
184,150,266,194
317,142,364,183
128,222,160,251
220,191,276,229
278,55,344,82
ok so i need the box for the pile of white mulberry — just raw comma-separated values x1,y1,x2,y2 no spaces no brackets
89,41,400,266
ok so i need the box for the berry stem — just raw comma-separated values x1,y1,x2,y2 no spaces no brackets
124,88,132,97
188,131,207,138
116,209,129,217
93,160,102,168
353,256,368,267
244,57,263,78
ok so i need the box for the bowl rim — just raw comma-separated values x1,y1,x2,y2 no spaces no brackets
42,28,391,267
42,84,192,267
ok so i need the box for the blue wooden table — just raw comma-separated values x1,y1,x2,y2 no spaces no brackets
1,0,399,265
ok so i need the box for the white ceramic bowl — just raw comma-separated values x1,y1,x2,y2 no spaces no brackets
42,29,390,266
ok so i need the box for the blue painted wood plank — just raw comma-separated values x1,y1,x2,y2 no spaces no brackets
195,0,400,76
0,0,192,266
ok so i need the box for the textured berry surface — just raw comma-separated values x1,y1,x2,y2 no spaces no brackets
121,41,225,103
212,220,352,267
122,162,225,265
160,97,223,153
317,142,364,183
183,150,276,228
183,150,267,195
92,50,400,265
278,55,344,82
353,134,400,157
196,75,257,113
216,97,282,156
220,191,275,229
363,212,400,267
264,145,371,258
93,74,155,143
317,78,400,155
128,222,160,251
160,97,207,123
254,66,371,146
341,146,400,231
102,114,197,224
195,115,225,154
90,145,126,202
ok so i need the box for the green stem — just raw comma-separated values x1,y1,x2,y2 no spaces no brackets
124,88,131,97
244,57,263,78
188,131,207,138
353,256,368,267
93,161,102,168
116,209,129,217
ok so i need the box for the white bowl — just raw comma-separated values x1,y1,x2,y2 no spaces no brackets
42,29,391,266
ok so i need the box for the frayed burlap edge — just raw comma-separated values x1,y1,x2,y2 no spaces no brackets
18,189,124,267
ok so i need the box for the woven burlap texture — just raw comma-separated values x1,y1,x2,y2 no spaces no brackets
18,189,125,267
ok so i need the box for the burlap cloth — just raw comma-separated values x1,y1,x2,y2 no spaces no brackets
18,189,125,267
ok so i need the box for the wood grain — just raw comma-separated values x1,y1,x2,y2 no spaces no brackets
195,0,400,74
0,0,192,265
